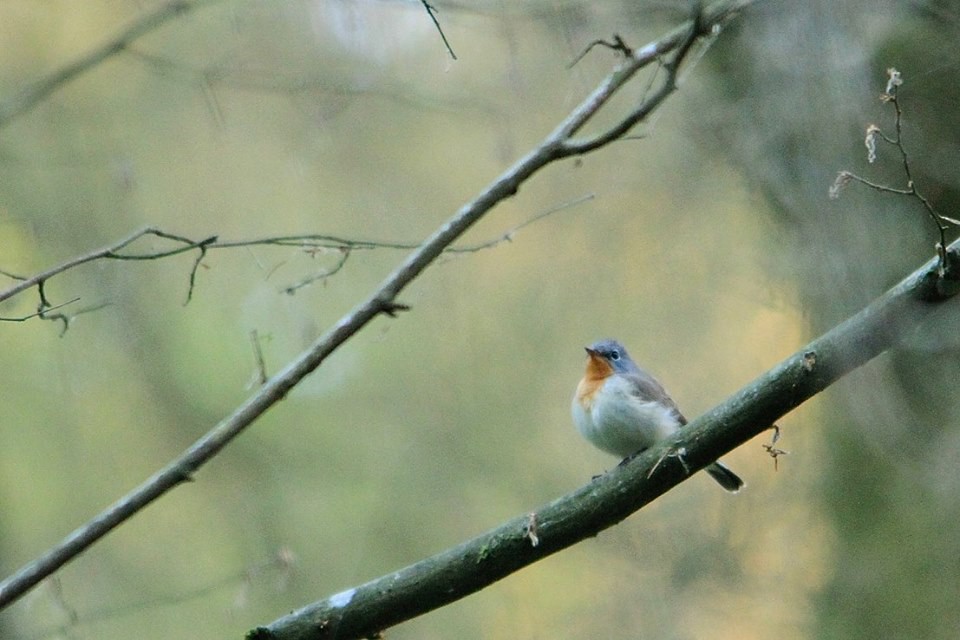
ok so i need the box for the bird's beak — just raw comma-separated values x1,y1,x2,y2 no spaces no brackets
582,346,612,378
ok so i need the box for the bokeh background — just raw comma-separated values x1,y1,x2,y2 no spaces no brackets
1,1,959,638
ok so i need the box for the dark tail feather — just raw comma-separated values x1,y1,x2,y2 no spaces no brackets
705,461,744,493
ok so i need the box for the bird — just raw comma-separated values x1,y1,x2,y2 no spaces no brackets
572,338,743,492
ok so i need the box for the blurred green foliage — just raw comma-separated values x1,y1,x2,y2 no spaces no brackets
707,1,960,638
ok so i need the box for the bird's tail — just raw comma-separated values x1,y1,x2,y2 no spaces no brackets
705,461,744,493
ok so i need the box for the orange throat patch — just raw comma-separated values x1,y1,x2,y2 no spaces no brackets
576,352,614,407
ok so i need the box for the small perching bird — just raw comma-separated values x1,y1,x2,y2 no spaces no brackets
572,339,743,492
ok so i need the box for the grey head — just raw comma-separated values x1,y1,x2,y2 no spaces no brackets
585,338,680,415
585,338,642,376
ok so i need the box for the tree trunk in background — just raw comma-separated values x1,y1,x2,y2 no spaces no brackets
707,1,960,637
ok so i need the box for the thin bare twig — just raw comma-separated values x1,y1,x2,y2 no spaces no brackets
556,2,714,156
0,288,108,336
0,0,753,612
0,228,215,330
249,330,269,386
830,68,959,277
762,424,789,471
0,228,210,304
419,1,457,60
450,193,594,251
44,300,113,337
568,34,633,69
0,1,204,129
0,196,590,325
0,297,79,323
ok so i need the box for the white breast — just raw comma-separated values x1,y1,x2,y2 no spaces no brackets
572,375,681,458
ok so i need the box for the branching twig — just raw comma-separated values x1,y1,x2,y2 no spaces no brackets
556,3,714,156
762,424,788,471
0,228,215,328
0,0,753,612
568,34,633,69
282,248,352,295
0,227,208,304
43,300,113,337
419,1,457,60
0,196,590,326
830,68,959,277
0,297,79,323
450,193,594,251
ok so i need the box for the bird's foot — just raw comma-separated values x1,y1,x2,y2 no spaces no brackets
617,449,644,468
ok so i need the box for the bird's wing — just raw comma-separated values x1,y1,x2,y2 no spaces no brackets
623,371,687,425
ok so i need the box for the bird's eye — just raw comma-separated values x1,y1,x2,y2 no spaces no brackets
609,350,620,361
